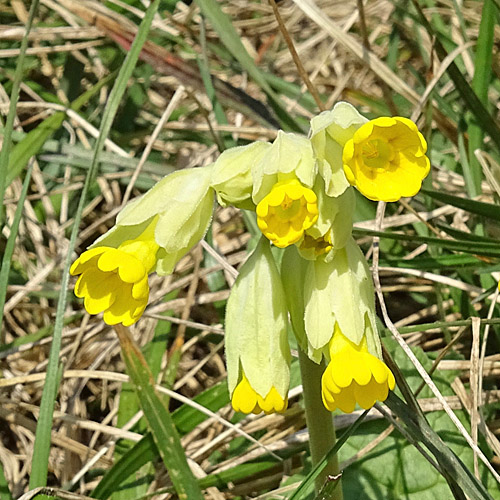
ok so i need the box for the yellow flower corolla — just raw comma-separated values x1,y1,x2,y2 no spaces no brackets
256,179,318,248
231,373,288,414
299,232,333,257
71,220,159,326
321,326,395,413
342,116,430,202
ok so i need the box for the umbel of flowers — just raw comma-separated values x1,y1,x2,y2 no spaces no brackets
71,102,429,414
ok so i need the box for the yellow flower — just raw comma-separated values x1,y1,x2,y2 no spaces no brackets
299,232,333,257
321,325,395,413
256,179,318,248
71,220,159,326
342,117,430,202
231,373,288,414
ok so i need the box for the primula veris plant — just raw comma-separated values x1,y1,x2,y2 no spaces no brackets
72,102,430,416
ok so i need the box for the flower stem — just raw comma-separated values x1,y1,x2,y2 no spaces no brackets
298,348,343,498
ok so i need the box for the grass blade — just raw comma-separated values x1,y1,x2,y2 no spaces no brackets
195,0,303,131
114,325,204,500
91,434,157,500
0,461,12,500
0,0,39,224
5,73,115,190
422,189,500,221
289,411,368,500
466,0,496,196
410,0,500,152
0,164,33,339
29,0,161,488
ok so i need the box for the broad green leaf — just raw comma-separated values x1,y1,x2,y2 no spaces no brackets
340,343,497,500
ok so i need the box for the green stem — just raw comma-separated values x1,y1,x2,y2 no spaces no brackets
298,348,342,498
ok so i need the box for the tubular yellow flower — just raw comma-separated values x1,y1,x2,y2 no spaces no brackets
299,232,333,257
342,116,430,202
321,325,395,413
232,373,288,414
256,179,318,248
70,220,159,326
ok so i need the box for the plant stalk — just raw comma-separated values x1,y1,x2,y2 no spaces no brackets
298,348,343,498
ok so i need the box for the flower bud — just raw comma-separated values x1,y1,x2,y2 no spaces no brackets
211,141,271,209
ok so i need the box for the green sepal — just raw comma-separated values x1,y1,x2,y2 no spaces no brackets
225,237,291,398
281,246,324,363
329,238,379,352
251,131,317,204
91,166,215,276
116,167,213,227
303,238,380,357
298,181,355,262
304,257,337,351
310,101,367,197
211,141,271,207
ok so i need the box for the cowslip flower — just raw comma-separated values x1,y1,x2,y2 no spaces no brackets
342,116,430,202
225,237,290,414
282,238,395,410
231,373,288,414
256,178,319,248
72,166,214,324
321,325,395,413
70,218,159,326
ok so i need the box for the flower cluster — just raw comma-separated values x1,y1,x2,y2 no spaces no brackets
71,102,429,415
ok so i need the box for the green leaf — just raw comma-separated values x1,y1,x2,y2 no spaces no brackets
466,0,496,196
3,72,115,192
0,0,39,224
0,461,12,500
115,326,204,500
423,189,500,222
0,164,33,331
92,434,157,500
352,227,500,258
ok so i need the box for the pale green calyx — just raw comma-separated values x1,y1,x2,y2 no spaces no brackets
211,141,271,209
281,246,324,363
251,130,317,204
310,101,368,197
225,237,291,399
92,166,214,276
284,238,381,363
297,180,355,261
